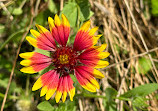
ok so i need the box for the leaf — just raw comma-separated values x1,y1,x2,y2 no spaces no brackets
48,0,58,13
151,0,158,16
34,47,50,56
76,0,93,21
70,74,77,82
138,57,152,74
0,28,25,52
132,96,149,110
105,87,117,103
12,8,23,15
104,88,117,111
60,2,78,27
119,83,158,99
35,10,51,25
37,101,54,111
0,24,5,34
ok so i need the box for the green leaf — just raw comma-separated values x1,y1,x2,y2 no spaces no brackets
70,74,77,82
76,0,93,21
37,101,54,111
0,24,5,34
104,88,117,111
48,0,58,13
0,28,25,51
12,8,23,15
35,10,51,25
119,83,158,99
138,57,152,74
105,87,117,103
151,0,158,16
34,47,50,56
60,2,78,27
132,96,149,110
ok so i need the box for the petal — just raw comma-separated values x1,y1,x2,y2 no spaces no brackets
89,27,98,36
20,66,36,73
45,71,59,100
40,86,48,97
41,71,58,97
45,88,56,100
67,75,75,101
30,29,40,38
55,77,63,103
20,52,51,60
75,66,104,79
80,59,109,68
62,76,68,102
93,69,105,79
98,52,110,59
32,70,60,100
32,77,43,91
32,70,56,91
20,55,51,66
75,66,100,89
79,20,90,32
62,91,67,102
92,35,102,45
48,17,55,32
79,46,109,60
36,24,49,34
19,52,35,59
73,21,99,51
48,14,70,46
20,60,31,66
35,24,56,50
54,14,61,26
26,36,37,48
20,62,51,74
61,14,70,45
75,70,96,92
92,44,107,52
95,60,109,68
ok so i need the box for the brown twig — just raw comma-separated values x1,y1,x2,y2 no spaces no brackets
0,2,34,111
106,47,158,69
124,0,158,78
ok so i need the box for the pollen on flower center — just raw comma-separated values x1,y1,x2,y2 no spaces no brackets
58,54,69,64
51,46,77,74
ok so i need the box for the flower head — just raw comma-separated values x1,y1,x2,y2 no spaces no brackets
19,14,110,103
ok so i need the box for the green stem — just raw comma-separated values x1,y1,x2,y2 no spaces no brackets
0,92,18,100
76,93,107,99
26,75,30,96
0,29,25,52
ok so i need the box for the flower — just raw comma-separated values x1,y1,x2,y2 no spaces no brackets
19,14,110,103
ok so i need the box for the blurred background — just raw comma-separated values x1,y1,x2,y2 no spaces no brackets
0,0,158,111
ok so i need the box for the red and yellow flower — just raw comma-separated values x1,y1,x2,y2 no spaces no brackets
20,14,109,103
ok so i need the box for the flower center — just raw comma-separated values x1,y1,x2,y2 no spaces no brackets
58,54,69,64
51,46,77,74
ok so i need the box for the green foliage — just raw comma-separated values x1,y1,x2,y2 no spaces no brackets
119,83,158,110
76,0,94,21
37,101,54,111
104,88,117,111
47,0,58,14
138,57,152,74
119,83,158,99
151,0,158,16
60,2,78,27
12,8,23,15
0,24,5,34
60,0,93,28
37,101,76,111
132,96,149,111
